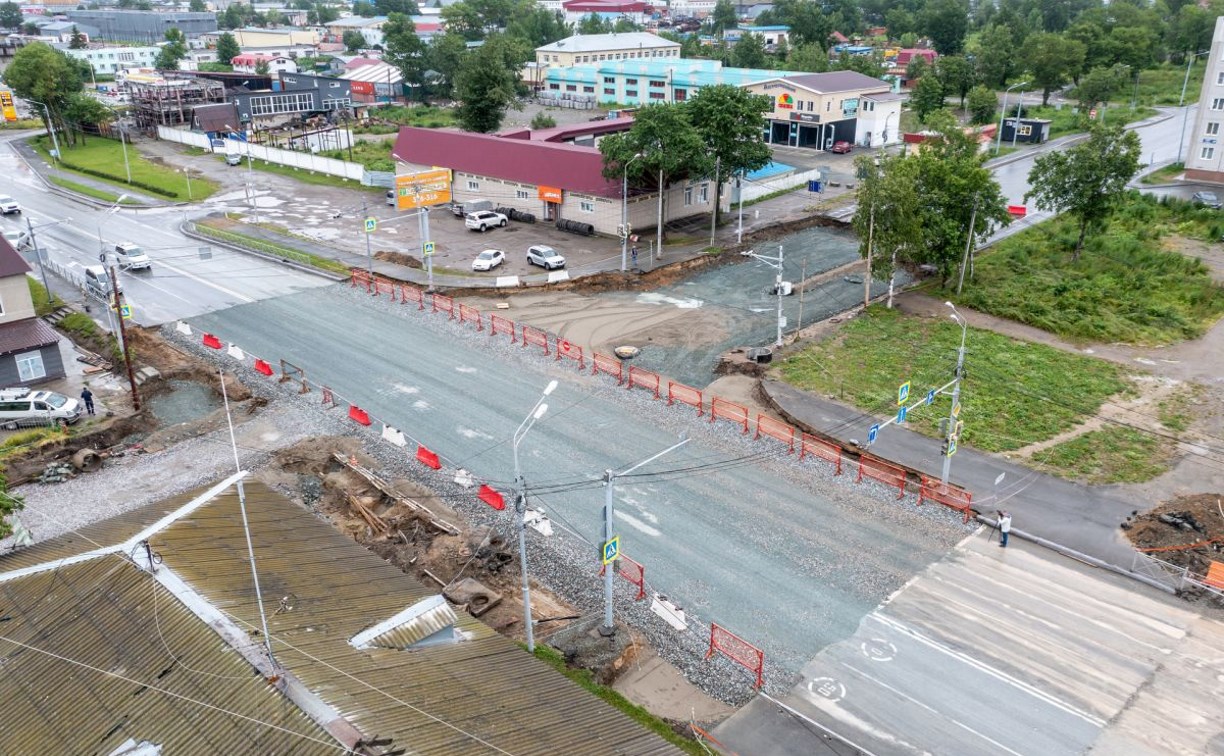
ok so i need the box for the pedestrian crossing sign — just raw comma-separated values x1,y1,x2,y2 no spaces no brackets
601,535,620,566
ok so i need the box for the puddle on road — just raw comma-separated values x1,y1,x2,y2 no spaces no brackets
144,380,223,427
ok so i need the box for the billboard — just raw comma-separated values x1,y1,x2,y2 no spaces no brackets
350,80,375,96
394,168,452,210
0,91,17,123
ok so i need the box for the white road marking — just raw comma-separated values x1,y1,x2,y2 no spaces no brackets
614,510,660,537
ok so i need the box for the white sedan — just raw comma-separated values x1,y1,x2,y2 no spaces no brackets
472,248,506,271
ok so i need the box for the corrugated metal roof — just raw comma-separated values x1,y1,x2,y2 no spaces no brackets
151,481,681,755
0,557,334,755
0,318,62,356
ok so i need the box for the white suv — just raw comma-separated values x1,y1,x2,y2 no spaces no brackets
113,242,151,271
526,244,566,270
465,210,507,232
0,195,20,215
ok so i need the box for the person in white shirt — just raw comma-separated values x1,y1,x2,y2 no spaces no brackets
998,511,1012,547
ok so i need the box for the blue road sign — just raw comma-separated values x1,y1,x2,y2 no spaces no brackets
423,241,435,257
897,405,908,424
898,381,910,406
868,423,879,444
948,437,958,456
926,389,936,406
364,217,377,233
602,535,620,565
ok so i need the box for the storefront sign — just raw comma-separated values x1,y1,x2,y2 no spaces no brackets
842,98,859,117
790,112,820,123
350,80,375,95
0,91,16,123
394,168,452,210
538,185,563,202
777,93,794,110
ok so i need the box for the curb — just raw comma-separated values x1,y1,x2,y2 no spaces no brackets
178,221,349,282
9,134,186,210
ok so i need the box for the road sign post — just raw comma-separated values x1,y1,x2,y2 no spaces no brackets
868,423,879,444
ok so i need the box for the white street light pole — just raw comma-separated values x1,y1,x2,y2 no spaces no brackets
118,123,132,185
23,216,71,305
621,153,642,272
941,302,968,485
512,380,557,653
882,110,895,147
1011,91,1025,149
736,174,745,244
600,436,689,637
741,245,786,346
995,82,1028,155
1177,50,1210,165
28,99,60,164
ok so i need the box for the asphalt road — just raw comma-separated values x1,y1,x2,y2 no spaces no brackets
0,132,333,328
188,284,972,676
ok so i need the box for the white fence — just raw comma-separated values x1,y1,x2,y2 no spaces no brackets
724,167,824,210
157,126,365,182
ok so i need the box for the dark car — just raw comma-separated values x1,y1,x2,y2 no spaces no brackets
830,141,853,154
1191,191,1221,209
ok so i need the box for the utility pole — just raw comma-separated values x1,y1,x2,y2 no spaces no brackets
110,265,141,411
361,199,373,276
796,258,807,332
24,215,51,305
957,200,978,295
600,437,689,637
741,246,787,347
736,174,745,244
512,381,556,652
941,303,967,485
708,155,720,249
864,196,874,309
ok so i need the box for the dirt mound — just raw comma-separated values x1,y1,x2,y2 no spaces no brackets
1124,493,1224,574
374,250,423,269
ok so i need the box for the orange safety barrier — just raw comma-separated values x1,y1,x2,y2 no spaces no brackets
373,277,395,297
755,414,795,453
857,455,907,499
668,381,703,415
626,366,660,399
458,303,483,331
202,333,222,350
432,293,455,319
1205,561,1224,590
478,484,505,511
521,325,549,355
706,622,764,689
489,314,516,342
917,475,974,522
253,359,274,377
320,386,335,406
800,432,842,475
599,553,646,600
402,285,424,310
348,405,371,426
350,269,371,291
416,445,441,470
556,339,585,369
709,397,748,432
591,352,623,384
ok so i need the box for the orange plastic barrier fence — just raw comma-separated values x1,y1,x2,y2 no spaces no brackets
489,314,516,342
800,432,842,475
917,475,974,522
706,622,764,689
373,277,395,297
668,381,704,415
478,484,505,511
351,269,371,291
253,359,274,377
755,414,795,453
458,303,483,331
202,333,222,350
857,455,907,499
1205,561,1224,590
348,405,371,426
599,553,646,600
522,325,549,354
432,293,455,319
556,339,585,369
709,397,749,433
401,285,424,310
591,352,623,384
321,386,335,406
416,445,441,469
627,366,661,399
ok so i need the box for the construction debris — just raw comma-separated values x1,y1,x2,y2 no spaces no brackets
37,462,76,484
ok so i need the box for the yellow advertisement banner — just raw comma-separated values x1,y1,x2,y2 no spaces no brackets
394,168,452,211
0,91,17,123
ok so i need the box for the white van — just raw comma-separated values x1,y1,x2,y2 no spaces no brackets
0,388,82,428
113,242,151,271
84,265,119,300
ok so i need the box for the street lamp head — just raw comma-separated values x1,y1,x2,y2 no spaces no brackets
543,380,558,396
533,403,549,420
944,300,954,309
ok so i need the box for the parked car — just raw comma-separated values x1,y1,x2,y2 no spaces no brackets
1,228,31,252
386,189,396,206
1191,191,1221,209
0,195,20,214
451,199,494,217
84,265,119,300
472,248,505,271
225,153,243,166
526,244,566,270
466,210,508,232
830,141,853,154
113,242,151,271
0,387,82,429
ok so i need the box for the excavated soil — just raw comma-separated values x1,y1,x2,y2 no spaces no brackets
1124,492,1224,575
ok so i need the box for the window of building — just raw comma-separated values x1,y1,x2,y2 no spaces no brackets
549,83,560,90
1213,98,1224,111
119,52,135,61
599,54,606,60
604,87,615,95
249,92,313,116
626,78,637,85
626,89,637,98
566,84,577,92
826,101,831,111
16,352,45,383
580,200,595,213
649,92,665,99
583,85,594,93
684,187,693,205
699,185,708,203
1218,71,1224,85
1202,146,1215,160
604,76,615,83
649,80,665,88
467,180,480,190
807,100,813,111
1208,122,1221,135
796,99,804,110
675,88,687,101
516,189,529,199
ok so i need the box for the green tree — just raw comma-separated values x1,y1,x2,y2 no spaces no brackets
216,31,239,64
155,28,188,70
426,32,468,97
20,20,37,35
530,111,555,129
833,51,884,77
971,24,1015,87
505,7,568,47
189,0,206,10
263,8,283,26
611,17,639,33
254,58,270,75
442,0,532,41
577,12,608,34
710,0,736,35
454,34,519,132
936,55,974,108
1019,31,1086,105
221,3,244,28
1025,122,1141,260
853,153,922,301
383,12,426,99
686,84,772,224
376,0,418,13
910,75,946,122
3,42,85,145
0,2,22,29
920,0,969,54
310,3,339,23
599,103,710,244
732,32,766,68
787,42,828,72
1074,64,1129,111
342,29,366,52
352,0,377,16
62,90,113,139
966,84,997,124
769,0,831,46
68,25,87,49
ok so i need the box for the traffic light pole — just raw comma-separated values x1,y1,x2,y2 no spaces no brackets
940,305,968,485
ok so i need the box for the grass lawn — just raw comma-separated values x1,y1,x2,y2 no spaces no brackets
1135,61,1206,106
356,104,458,134
1021,104,1157,139
1140,162,1185,185
33,135,218,201
319,137,396,171
48,175,143,204
194,217,352,275
217,152,384,193
777,306,1129,453
0,118,44,130
27,276,63,317
1030,427,1170,484
946,192,1224,345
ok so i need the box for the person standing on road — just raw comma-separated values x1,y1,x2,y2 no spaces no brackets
998,510,1012,547
631,245,639,270
80,385,95,416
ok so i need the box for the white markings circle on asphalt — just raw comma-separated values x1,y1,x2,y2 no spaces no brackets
861,638,897,662
807,677,846,702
